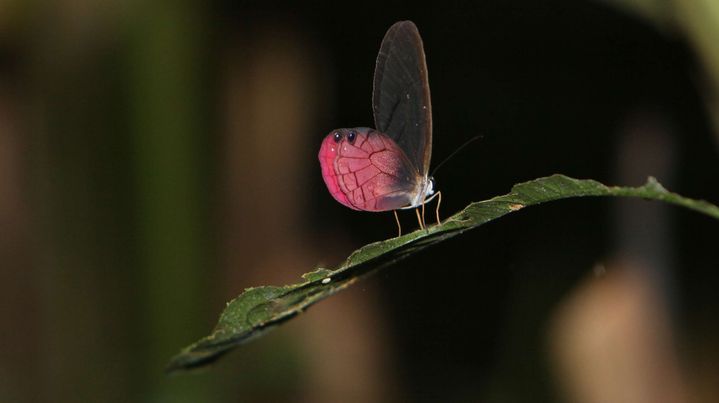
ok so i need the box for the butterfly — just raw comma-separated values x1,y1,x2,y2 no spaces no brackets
318,21,439,236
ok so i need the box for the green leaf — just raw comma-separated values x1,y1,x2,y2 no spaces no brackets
166,174,719,373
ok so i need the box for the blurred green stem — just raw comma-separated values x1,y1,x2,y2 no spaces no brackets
127,1,214,401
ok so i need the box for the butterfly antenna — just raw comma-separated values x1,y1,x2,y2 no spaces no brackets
430,135,482,176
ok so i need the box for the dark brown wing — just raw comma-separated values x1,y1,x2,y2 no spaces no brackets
372,21,432,176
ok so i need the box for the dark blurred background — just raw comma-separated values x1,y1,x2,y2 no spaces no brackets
1,1,718,402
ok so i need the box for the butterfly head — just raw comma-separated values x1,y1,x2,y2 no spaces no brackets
406,175,436,209
426,176,436,197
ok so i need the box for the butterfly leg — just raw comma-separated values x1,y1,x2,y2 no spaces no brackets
415,208,425,230
434,191,442,225
393,210,402,237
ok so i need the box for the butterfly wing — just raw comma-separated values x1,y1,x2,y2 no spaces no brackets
372,21,432,177
319,128,419,212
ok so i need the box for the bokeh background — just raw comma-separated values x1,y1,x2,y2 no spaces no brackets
1,1,718,402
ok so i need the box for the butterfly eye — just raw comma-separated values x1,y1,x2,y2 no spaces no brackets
333,131,342,143
347,130,357,143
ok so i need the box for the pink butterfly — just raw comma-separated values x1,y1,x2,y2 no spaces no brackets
318,21,440,235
